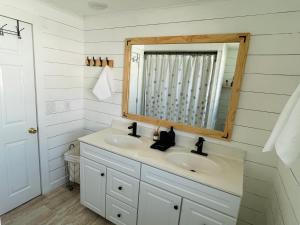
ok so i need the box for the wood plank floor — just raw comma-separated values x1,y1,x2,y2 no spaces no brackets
1,187,113,225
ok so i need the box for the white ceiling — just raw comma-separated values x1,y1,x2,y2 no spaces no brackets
39,0,206,17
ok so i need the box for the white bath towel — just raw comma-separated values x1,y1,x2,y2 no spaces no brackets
263,83,300,167
92,66,115,100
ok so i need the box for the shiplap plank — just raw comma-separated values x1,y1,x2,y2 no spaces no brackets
84,100,122,116
42,19,83,42
47,130,84,149
43,62,83,76
239,206,266,225
45,88,83,101
244,176,272,198
245,150,277,167
238,92,289,113
45,76,83,89
46,119,84,138
48,142,79,161
242,74,300,95
84,110,119,126
49,156,64,171
84,32,300,56
43,48,83,65
46,110,84,126
273,170,299,225
49,166,65,183
249,33,300,55
84,0,300,30
85,42,124,55
42,33,84,53
235,109,278,131
232,126,270,147
269,188,285,225
85,12,300,42
241,192,267,213
245,55,300,76
84,119,108,132
278,161,300,222
244,161,276,182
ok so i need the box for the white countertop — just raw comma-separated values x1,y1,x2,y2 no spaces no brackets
79,127,244,197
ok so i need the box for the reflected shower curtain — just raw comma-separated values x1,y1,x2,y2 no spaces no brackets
140,53,218,128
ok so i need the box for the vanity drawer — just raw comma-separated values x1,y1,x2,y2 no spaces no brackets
141,164,241,218
107,168,140,208
106,195,137,225
180,199,237,225
80,143,141,178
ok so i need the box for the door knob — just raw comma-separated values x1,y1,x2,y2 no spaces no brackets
28,128,37,134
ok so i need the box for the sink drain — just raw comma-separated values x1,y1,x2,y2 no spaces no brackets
190,169,196,172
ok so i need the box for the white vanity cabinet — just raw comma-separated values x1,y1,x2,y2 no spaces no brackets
80,157,106,217
137,182,182,225
180,199,236,225
80,142,241,225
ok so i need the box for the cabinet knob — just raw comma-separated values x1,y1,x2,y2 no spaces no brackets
101,173,105,177
174,205,178,210
117,213,121,218
118,186,123,190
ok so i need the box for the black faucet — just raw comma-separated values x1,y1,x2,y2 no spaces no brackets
128,122,141,138
191,137,208,156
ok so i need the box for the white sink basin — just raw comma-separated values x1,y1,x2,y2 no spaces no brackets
104,134,143,149
165,152,222,175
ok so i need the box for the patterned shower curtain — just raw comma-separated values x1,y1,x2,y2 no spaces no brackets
140,52,218,128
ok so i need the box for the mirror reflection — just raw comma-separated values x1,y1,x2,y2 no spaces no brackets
128,43,240,131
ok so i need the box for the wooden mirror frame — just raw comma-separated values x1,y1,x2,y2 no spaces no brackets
122,33,250,140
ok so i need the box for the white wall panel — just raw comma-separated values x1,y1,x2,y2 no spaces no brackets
82,2,300,224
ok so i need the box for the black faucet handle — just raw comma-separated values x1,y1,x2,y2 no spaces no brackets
195,137,205,146
128,122,136,129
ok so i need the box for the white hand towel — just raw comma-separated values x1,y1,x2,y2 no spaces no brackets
92,66,115,100
263,83,300,167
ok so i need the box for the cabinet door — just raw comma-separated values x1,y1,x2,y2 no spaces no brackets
80,157,106,217
137,182,181,225
180,199,237,225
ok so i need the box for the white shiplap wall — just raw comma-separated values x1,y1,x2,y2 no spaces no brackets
83,0,300,224
0,1,85,193
42,18,85,191
266,158,300,225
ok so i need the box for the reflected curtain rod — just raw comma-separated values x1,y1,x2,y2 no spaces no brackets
144,51,218,55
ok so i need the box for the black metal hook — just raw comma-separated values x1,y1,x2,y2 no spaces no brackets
0,24,7,36
99,57,102,66
0,20,25,39
86,57,90,66
92,57,96,66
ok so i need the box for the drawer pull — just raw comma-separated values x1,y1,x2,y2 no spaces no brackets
118,186,123,190
117,213,121,218
101,173,105,177
174,205,178,210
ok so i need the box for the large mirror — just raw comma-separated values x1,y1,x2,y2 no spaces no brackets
122,34,250,140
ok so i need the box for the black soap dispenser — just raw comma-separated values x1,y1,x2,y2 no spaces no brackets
168,126,176,147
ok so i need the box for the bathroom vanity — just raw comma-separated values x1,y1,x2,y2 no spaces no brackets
79,126,244,225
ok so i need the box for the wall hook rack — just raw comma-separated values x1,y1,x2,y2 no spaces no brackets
0,20,25,39
85,56,114,68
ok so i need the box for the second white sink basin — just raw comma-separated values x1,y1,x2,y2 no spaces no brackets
165,152,222,175
104,134,143,149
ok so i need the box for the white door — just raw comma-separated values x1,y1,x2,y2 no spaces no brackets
137,182,181,225
80,157,106,217
0,17,41,215
179,199,237,225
